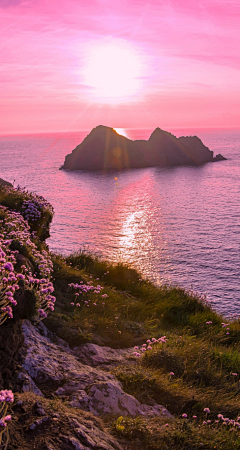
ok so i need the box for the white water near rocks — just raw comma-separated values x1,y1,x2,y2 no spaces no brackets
0,128,239,317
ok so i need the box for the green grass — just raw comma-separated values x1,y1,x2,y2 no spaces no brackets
37,250,240,449
113,415,240,450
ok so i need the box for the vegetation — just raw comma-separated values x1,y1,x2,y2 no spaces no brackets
1,183,240,449
46,250,240,449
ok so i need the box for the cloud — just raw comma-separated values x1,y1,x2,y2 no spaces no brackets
0,0,26,8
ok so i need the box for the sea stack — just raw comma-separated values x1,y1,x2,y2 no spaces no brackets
61,125,226,171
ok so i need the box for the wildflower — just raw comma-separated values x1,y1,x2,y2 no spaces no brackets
182,414,187,418
231,373,238,376
0,390,14,403
3,262,14,271
206,321,212,325
38,309,47,318
169,372,174,376
193,415,197,419
204,408,210,414
2,415,11,422
16,273,25,280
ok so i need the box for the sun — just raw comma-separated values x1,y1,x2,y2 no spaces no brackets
82,39,144,104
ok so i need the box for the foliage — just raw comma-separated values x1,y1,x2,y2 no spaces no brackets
0,186,55,324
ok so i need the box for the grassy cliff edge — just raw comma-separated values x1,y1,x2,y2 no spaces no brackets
1,182,240,449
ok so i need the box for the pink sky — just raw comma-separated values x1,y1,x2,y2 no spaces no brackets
1,0,240,134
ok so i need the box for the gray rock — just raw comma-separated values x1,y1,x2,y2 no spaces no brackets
73,343,135,368
18,371,43,396
19,320,173,419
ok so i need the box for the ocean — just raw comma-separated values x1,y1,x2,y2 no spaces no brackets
0,128,239,317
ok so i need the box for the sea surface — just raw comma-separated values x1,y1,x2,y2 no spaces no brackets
0,128,239,317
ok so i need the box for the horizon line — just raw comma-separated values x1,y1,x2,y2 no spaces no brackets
1,126,240,137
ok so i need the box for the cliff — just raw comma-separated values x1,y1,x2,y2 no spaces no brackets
61,125,226,171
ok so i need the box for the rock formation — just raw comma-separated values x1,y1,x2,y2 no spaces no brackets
18,320,173,419
0,177,13,186
61,125,226,171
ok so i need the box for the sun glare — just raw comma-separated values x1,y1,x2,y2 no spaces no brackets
82,40,144,104
114,128,129,138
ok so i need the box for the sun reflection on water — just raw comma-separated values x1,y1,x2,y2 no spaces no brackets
107,171,172,285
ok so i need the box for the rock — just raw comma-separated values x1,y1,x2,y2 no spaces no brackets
213,153,227,161
19,320,173,419
9,392,124,450
61,125,225,171
33,400,47,416
18,371,43,396
14,253,34,273
29,416,50,431
0,319,24,390
67,416,123,449
0,177,13,187
73,343,134,368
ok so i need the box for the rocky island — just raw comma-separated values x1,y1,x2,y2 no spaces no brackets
61,125,226,171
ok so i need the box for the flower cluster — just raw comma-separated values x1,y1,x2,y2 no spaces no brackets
21,192,53,225
179,408,240,432
133,336,168,357
0,205,55,324
68,280,108,308
0,390,13,445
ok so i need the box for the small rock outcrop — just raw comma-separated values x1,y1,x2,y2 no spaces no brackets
61,125,226,171
18,320,173,419
9,393,123,450
0,177,13,187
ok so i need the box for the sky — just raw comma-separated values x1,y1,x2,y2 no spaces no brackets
0,0,240,134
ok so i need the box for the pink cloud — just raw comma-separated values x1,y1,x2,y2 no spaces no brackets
0,0,239,133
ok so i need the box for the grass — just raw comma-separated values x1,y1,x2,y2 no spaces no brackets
42,250,240,449
113,415,240,450
1,182,240,450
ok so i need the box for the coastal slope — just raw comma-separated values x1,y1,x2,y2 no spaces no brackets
61,125,226,171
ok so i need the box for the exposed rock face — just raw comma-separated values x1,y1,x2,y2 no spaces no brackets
18,320,173,419
9,393,123,450
72,343,135,369
0,320,24,390
61,126,225,171
0,177,13,187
